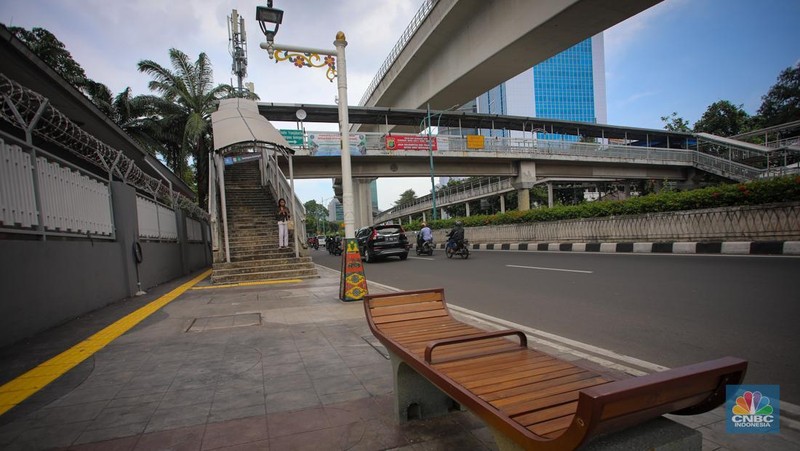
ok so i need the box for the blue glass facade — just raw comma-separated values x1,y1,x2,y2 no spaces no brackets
534,38,596,140
475,36,605,141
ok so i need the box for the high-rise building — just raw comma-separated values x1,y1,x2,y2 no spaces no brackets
327,198,344,222
475,34,607,139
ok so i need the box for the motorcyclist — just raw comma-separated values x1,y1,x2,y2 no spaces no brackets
446,220,465,252
418,222,433,250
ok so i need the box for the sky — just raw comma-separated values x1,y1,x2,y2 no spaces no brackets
1,0,798,210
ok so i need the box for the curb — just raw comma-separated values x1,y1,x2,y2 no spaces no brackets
436,241,800,255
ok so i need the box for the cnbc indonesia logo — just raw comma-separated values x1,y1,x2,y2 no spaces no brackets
727,385,779,434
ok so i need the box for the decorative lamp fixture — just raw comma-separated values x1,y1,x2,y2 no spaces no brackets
256,0,284,43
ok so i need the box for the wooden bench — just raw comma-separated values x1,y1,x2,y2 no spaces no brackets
364,288,747,450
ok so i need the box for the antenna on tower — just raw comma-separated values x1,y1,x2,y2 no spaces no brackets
228,9,248,97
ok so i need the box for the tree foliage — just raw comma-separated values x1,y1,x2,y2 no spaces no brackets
758,63,800,127
138,49,235,205
395,189,417,206
7,26,87,88
693,100,751,137
660,112,692,132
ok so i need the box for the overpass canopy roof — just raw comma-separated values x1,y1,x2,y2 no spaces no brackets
212,98,293,154
257,102,694,142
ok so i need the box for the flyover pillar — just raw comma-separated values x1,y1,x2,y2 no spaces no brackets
353,178,375,229
465,202,470,217
422,212,426,223
547,183,554,208
512,161,536,212
441,208,446,219
500,195,505,213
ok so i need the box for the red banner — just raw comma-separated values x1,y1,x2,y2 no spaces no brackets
385,135,437,151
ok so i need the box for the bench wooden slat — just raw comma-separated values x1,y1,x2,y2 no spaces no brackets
509,391,583,420
376,316,456,331
416,340,523,364
393,326,483,344
462,359,571,388
489,372,601,407
368,291,443,308
432,348,532,371
528,415,575,436
442,355,555,380
513,401,579,427
370,300,445,317
473,366,588,396
500,378,611,417
372,309,449,325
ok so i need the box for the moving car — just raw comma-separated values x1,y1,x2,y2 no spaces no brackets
355,225,410,262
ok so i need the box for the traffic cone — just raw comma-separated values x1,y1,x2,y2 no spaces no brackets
339,238,368,301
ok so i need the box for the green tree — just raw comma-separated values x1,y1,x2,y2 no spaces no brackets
758,63,800,127
303,200,329,234
395,189,416,206
7,26,87,88
693,100,750,137
138,49,235,205
660,112,692,132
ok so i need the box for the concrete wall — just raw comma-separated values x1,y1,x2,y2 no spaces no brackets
432,202,800,244
0,182,212,348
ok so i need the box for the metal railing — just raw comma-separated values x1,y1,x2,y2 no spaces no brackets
259,147,307,253
358,0,437,106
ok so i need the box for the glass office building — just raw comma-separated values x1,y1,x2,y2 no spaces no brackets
475,34,607,140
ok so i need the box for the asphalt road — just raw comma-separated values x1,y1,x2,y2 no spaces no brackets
312,248,800,404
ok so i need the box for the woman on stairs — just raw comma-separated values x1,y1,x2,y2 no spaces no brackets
276,198,291,249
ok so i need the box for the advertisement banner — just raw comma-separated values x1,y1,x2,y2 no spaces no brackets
307,133,366,156
385,135,437,151
466,134,485,149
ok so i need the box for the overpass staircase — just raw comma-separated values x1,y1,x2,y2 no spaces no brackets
211,161,317,284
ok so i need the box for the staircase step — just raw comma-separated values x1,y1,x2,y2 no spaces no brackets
211,268,319,284
214,256,312,270
213,261,315,276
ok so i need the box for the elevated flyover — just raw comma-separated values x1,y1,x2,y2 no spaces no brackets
357,0,662,131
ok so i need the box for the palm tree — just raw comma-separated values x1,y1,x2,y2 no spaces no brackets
137,48,235,206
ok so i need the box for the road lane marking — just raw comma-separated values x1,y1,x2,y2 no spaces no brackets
0,268,212,416
408,256,434,261
506,264,593,274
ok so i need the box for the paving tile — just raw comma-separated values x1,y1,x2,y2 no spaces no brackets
202,416,268,450
265,388,320,413
9,421,91,450
74,422,147,446
134,424,205,450
34,400,109,426
265,372,313,393
304,362,354,380
87,401,159,431
311,374,361,396
208,404,267,423
318,388,371,406
145,402,211,433
266,426,342,451
49,384,124,407
161,387,216,408
214,439,270,450
267,406,330,438
57,434,140,451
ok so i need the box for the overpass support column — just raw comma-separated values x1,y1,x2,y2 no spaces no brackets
441,208,446,219
547,183,554,208
353,178,375,229
422,212,426,223
500,195,505,213
465,202,471,217
512,161,536,211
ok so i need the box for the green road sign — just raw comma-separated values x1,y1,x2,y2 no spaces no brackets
280,129,304,146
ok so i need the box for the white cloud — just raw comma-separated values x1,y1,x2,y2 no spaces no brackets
604,0,689,61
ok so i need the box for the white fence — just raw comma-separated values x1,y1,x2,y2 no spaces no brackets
136,196,178,240
1,139,113,235
186,217,203,242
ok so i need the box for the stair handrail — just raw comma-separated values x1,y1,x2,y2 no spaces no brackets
259,146,307,257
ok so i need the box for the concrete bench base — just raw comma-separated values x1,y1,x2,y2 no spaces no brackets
390,350,460,422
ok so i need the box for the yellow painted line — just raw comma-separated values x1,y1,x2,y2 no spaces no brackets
190,278,302,290
0,268,212,416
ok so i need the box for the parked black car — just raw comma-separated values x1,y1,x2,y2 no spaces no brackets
355,225,411,262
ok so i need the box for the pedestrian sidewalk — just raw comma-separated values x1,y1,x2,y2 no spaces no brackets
0,266,797,450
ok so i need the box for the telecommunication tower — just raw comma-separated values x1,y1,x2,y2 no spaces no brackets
228,9,248,97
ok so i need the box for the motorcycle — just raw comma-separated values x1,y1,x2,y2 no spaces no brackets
326,237,343,256
446,239,470,259
415,239,434,256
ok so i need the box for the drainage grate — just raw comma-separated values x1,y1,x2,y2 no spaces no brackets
185,313,262,333
362,335,390,360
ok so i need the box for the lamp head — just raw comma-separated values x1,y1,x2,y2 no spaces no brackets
256,1,284,42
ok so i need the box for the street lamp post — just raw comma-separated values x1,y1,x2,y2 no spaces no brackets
423,104,460,221
256,3,355,240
